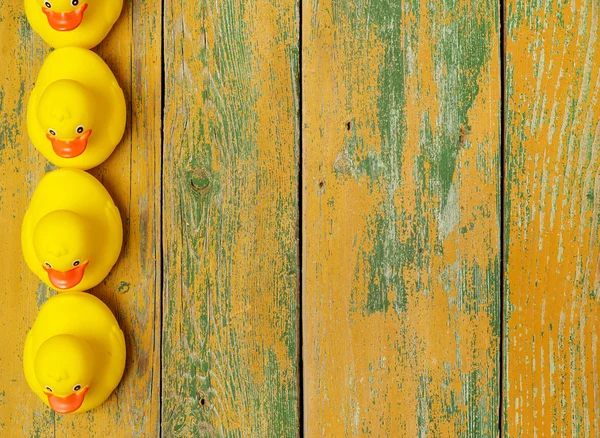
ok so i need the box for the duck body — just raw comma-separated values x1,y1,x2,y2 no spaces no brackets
27,47,126,170
23,291,126,414
22,168,122,292
24,0,123,49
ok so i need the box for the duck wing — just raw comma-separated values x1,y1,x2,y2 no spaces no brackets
107,79,126,146
107,324,126,376
105,199,121,223
102,199,123,265
109,324,126,354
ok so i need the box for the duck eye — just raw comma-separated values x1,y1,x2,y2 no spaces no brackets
73,384,82,391
44,1,51,7
44,262,53,269
45,386,53,392
72,260,81,267
71,0,78,5
48,129,56,136
76,125,84,134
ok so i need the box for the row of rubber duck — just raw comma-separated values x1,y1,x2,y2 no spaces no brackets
21,0,127,414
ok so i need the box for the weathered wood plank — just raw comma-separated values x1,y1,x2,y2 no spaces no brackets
504,1,600,435
161,0,300,436
303,0,501,435
0,0,162,435
0,3,53,436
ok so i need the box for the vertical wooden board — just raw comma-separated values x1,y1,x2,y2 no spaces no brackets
505,1,600,436
162,0,300,436
0,2,53,436
303,0,501,435
53,0,163,435
0,0,162,435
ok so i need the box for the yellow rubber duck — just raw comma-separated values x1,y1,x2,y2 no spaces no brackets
24,0,123,49
24,291,126,414
22,168,123,292
27,47,126,170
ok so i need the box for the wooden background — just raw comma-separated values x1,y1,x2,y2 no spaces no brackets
0,0,598,436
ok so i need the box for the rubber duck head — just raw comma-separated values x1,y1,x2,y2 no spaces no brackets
38,0,88,32
33,210,91,290
37,79,95,159
34,334,94,414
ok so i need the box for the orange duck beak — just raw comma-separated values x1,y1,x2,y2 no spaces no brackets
45,387,88,414
42,4,87,31
42,261,88,290
46,130,91,158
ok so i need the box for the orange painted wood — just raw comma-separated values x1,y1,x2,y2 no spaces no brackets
160,0,301,435
0,0,162,435
303,0,502,435
0,3,52,434
3,0,600,435
504,1,600,435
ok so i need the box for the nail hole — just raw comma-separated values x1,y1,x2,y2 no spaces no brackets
200,398,206,406
346,121,352,131
318,180,325,188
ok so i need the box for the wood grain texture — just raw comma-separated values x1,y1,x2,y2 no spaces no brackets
0,0,162,435
303,0,501,435
161,0,300,436
504,1,600,436
0,2,53,436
